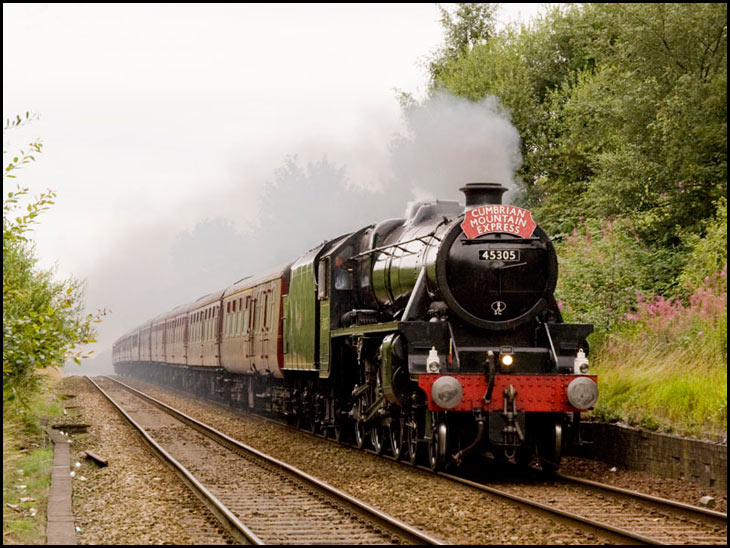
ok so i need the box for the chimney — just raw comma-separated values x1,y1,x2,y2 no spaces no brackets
460,182,508,210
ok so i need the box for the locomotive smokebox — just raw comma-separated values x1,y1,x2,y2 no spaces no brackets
434,180,558,331
460,182,508,209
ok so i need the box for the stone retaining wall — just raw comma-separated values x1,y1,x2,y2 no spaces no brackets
571,422,727,492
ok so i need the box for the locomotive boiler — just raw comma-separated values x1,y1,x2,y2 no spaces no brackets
113,182,597,472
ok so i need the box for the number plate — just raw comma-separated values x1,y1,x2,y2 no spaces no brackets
479,249,520,261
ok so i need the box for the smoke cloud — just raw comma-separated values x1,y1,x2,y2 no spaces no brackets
388,92,523,206
66,92,522,375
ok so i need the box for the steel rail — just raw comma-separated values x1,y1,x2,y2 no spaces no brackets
113,374,726,545
132,380,652,545
295,411,725,545
86,376,262,545
556,472,728,523
100,375,445,545
258,413,661,544
433,470,664,545
279,422,699,545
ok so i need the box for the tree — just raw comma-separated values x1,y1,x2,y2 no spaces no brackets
429,3,499,83
429,3,727,291
554,4,727,245
3,113,104,400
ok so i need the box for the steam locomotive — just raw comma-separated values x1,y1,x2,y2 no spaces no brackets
113,183,597,471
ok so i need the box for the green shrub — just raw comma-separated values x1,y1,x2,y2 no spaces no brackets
555,218,656,336
589,270,727,436
677,198,727,296
3,115,105,401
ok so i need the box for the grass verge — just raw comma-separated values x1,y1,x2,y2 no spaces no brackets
590,350,727,438
3,368,64,545
588,274,727,439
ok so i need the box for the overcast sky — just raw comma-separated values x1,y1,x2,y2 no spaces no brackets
3,3,551,372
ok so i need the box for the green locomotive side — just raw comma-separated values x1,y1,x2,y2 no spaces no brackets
283,248,320,371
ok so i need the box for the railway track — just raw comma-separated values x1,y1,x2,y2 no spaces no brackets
557,473,727,540
293,408,728,544
206,388,727,545
112,375,727,545
89,376,444,545
437,469,727,545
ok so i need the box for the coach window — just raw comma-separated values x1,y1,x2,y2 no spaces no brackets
236,299,242,335
231,300,236,336
263,292,269,331
243,296,250,334
254,296,261,333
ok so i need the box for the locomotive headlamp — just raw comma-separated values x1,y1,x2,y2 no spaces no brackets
574,348,589,375
427,347,441,373
499,347,514,368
